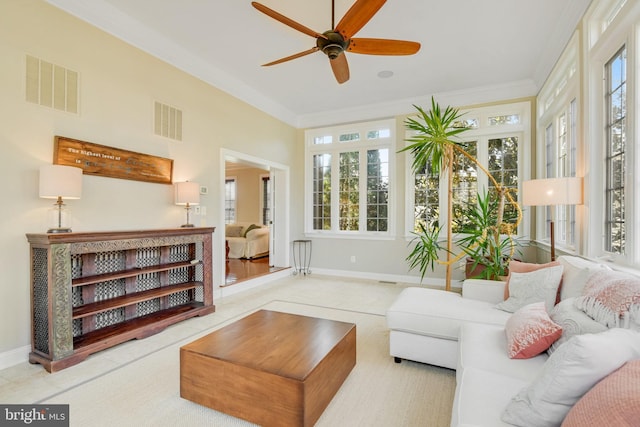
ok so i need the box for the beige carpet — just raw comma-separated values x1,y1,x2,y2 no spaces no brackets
43,300,455,427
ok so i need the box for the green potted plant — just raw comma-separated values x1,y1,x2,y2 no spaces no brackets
401,98,522,289
456,189,521,280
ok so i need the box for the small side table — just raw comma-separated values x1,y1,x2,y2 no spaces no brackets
292,240,312,275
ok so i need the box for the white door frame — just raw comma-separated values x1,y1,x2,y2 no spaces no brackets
218,148,290,286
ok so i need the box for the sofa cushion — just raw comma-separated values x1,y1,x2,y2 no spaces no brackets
502,328,640,427
225,224,244,237
561,359,640,427
574,270,640,328
496,265,564,313
458,323,547,383
505,260,560,300
548,297,607,354
504,302,562,359
453,367,530,427
557,255,611,300
386,288,510,341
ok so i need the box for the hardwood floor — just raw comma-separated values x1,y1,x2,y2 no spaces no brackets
224,257,288,286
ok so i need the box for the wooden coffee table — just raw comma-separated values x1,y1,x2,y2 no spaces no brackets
180,310,356,427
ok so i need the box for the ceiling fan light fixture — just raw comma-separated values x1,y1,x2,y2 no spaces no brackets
323,44,344,59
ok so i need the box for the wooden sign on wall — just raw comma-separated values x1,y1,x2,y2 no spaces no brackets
54,136,174,184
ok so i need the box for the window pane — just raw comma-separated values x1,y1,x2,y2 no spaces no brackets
313,135,332,144
262,177,271,226
339,152,359,230
312,154,331,230
451,141,479,232
488,137,519,222
367,149,389,231
414,160,440,232
605,46,626,254
488,114,520,126
453,118,479,129
339,132,360,143
367,129,390,139
225,179,236,224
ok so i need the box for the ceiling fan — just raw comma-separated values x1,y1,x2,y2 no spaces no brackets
251,0,421,84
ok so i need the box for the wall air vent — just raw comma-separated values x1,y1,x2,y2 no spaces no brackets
25,55,79,114
154,101,183,141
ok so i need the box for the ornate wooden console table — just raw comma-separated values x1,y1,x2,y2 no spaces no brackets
26,227,215,372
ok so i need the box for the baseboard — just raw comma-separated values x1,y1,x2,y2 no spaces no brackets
0,345,30,371
309,267,463,289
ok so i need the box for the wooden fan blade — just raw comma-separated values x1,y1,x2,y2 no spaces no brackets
330,53,350,84
335,0,386,40
252,2,326,39
262,47,319,66
348,38,421,55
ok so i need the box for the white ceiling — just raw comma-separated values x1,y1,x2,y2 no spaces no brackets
46,0,592,128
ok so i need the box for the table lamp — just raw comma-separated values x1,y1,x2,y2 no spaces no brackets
39,164,83,233
175,181,200,227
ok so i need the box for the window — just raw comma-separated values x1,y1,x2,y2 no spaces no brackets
540,99,579,248
306,119,395,237
224,178,236,224
261,175,271,226
536,31,580,253
406,102,529,237
604,46,626,254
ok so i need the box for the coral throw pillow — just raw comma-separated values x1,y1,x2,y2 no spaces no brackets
504,302,563,359
505,260,561,300
562,359,640,427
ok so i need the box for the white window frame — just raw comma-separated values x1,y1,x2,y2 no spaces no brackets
404,101,531,239
304,119,396,239
584,0,639,266
536,31,582,255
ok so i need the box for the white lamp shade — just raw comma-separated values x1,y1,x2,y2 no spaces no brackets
39,165,83,199
522,177,583,206
174,181,200,205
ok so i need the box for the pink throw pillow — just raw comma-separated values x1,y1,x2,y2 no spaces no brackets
505,302,563,359
581,270,640,316
561,359,640,427
505,260,561,300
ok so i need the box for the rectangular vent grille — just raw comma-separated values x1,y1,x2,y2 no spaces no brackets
26,55,79,114
154,101,182,141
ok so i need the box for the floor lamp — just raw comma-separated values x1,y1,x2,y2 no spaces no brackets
522,177,583,261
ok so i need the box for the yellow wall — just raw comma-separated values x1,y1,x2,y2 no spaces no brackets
0,1,299,355
226,166,269,225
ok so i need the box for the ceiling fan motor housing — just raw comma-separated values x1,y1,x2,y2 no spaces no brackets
317,31,349,59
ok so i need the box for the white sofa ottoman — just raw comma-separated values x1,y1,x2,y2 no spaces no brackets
386,281,509,369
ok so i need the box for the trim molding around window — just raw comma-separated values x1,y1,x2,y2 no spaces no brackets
304,119,396,239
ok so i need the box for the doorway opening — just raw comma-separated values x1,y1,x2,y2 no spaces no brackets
219,149,290,287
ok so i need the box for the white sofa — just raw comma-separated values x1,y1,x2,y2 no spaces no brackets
225,222,269,259
386,256,640,427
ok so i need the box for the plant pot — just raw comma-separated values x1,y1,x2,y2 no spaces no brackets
464,257,510,280
465,257,487,279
